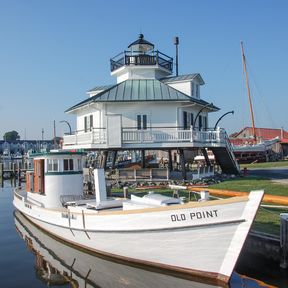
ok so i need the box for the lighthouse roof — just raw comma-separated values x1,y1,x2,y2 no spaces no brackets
65,79,219,113
127,33,154,49
160,74,205,85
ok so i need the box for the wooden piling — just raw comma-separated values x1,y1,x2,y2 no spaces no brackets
0,163,3,187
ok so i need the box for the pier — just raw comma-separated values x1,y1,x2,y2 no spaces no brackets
0,161,28,187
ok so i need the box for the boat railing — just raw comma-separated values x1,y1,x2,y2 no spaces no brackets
14,189,24,201
60,194,95,206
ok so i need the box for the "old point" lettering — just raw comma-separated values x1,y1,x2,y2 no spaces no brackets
170,210,218,222
190,210,218,220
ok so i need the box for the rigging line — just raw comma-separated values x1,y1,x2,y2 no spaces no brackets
245,61,276,129
241,42,256,140
241,60,249,129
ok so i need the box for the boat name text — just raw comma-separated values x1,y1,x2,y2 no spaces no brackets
170,210,218,222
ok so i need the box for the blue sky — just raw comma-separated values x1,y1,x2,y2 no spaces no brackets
0,0,287,139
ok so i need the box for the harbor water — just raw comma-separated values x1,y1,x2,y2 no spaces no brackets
0,181,286,288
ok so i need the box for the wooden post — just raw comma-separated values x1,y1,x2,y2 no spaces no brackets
123,186,128,198
141,149,145,168
18,163,21,187
201,148,211,167
179,149,186,180
0,163,3,187
12,162,16,186
111,150,117,169
102,150,108,170
168,149,173,172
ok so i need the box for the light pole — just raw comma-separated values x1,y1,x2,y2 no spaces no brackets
214,111,234,130
60,120,72,135
173,36,179,76
194,103,213,130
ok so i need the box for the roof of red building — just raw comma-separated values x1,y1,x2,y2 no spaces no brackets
231,127,288,142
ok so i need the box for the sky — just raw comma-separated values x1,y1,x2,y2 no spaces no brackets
0,0,287,140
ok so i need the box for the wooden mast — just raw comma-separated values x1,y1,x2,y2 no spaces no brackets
241,41,256,141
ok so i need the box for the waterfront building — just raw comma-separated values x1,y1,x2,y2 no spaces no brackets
62,34,239,176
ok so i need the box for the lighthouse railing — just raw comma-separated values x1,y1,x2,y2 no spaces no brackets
121,127,224,144
110,50,173,72
63,127,225,148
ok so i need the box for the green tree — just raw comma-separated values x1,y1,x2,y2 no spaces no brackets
3,130,20,141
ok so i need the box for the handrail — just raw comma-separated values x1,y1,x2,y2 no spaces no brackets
223,131,240,172
110,50,173,72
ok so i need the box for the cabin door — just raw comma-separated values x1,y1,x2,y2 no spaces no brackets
107,115,122,148
33,159,45,194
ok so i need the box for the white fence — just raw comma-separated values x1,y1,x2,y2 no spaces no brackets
63,129,107,146
112,166,215,181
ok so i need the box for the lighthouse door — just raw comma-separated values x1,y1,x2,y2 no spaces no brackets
33,159,45,194
107,115,122,148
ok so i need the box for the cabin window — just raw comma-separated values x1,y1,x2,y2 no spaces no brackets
64,159,74,171
47,159,59,172
84,114,93,132
137,114,148,130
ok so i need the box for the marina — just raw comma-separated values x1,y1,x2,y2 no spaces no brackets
1,2,288,287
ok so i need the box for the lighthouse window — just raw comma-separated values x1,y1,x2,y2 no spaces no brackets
84,115,93,132
64,159,74,171
47,159,59,172
196,85,200,98
137,114,148,130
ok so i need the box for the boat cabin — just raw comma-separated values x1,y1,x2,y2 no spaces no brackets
26,151,85,208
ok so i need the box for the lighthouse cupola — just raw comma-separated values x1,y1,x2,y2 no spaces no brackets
128,33,154,54
110,34,173,83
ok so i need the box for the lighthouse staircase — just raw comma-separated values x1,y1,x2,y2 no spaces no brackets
210,132,240,175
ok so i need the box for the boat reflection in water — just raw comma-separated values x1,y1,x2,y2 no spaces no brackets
14,211,270,288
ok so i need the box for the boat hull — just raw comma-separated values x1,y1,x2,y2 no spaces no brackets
13,190,264,284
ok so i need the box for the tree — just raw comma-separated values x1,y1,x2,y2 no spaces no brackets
3,130,20,142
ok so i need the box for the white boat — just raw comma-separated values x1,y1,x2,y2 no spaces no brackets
231,137,279,153
12,151,23,160
13,150,264,285
2,148,11,160
15,210,224,288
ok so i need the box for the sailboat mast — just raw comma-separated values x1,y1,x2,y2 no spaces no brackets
241,41,256,141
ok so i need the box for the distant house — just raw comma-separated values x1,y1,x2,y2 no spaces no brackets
0,140,55,155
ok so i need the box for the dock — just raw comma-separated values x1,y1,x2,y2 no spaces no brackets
0,162,28,187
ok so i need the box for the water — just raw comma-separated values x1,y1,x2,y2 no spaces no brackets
0,182,284,288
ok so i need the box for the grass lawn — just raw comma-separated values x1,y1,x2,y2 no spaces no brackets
210,175,288,235
252,207,285,235
240,160,288,169
209,176,288,196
